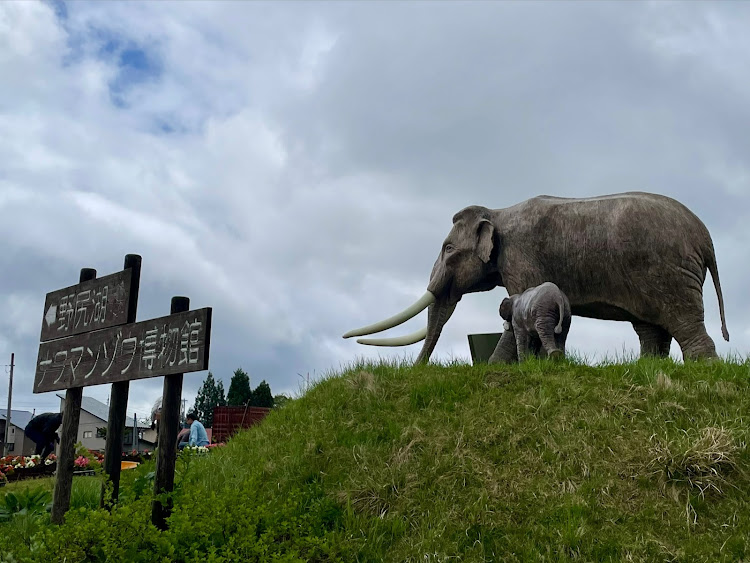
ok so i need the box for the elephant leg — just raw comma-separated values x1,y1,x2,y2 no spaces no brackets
632,321,672,358
530,336,544,358
515,327,532,361
488,330,519,364
664,316,718,361
554,316,571,356
536,320,563,360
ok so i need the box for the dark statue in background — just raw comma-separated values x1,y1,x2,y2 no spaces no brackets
344,192,729,363
24,412,62,458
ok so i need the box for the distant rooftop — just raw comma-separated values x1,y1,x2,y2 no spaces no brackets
0,409,33,430
56,393,149,429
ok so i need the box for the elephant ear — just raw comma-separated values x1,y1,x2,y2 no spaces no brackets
499,297,512,321
476,219,495,263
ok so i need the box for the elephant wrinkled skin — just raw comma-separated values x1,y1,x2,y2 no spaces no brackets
344,192,730,364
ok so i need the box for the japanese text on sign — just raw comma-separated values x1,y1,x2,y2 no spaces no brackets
40,270,132,342
34,308,212,393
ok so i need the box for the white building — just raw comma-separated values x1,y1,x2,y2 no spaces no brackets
0,410,34,456
57,393,153,453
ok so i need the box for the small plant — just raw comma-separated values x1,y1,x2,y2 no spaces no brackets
0,486,52,522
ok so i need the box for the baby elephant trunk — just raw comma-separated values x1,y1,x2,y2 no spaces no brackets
554,294,565,334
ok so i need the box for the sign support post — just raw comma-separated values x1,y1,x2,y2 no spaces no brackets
152,296,190,530
101,254,141,507
51,267,96,525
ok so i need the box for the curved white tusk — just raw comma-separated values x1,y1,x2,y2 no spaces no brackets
342,291,436,338
356,327,427,347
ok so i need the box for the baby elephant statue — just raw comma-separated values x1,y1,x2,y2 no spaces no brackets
499,282,572,361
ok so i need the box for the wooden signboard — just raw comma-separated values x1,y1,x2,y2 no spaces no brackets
39,270,132,343
34,308,212,393
37,256,213,526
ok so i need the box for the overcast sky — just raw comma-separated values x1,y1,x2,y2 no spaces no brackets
1,1,749,422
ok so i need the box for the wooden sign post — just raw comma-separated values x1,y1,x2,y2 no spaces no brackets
152,296,189,530
35,255,212,523
50,267,97,524
102,254,141,507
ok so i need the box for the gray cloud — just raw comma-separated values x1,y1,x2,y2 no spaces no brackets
0,1,748,423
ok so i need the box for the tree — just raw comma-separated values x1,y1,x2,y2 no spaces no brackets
250,380,274,408
192,372,226,427
227,368,252,406
216,380,227,407
273,394,291,409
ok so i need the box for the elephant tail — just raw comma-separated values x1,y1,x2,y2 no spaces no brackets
554,294,565,335
706,250,729,341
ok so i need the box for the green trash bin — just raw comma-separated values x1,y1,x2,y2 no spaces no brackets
467,333,503,365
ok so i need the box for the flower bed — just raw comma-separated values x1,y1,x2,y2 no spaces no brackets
0,444,226,485
0,455,57,482
0,447,107,483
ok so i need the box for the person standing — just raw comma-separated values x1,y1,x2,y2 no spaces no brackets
24,412,63,458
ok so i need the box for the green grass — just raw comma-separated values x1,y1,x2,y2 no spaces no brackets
2,476,55,495
2,357,750,561
2,475,101,506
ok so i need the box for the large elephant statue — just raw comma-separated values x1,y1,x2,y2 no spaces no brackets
343,192,729,363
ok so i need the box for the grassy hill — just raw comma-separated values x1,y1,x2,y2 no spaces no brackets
2,357,750,561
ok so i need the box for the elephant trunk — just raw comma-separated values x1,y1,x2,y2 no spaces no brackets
415,299,456,364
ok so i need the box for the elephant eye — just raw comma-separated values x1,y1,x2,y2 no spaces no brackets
444,244,455,254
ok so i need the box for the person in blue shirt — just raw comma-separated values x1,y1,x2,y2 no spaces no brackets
179,412,209,449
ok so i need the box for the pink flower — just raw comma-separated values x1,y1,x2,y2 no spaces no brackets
74,456,90,468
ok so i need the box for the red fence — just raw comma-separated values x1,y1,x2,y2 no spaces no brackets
211,406,272,443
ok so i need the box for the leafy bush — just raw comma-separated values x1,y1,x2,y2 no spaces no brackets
0,486,51,522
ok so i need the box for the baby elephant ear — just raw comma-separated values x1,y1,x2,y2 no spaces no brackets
476,219,495,263
499,297,512,320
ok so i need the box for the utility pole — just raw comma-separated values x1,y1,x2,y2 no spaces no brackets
4,353,14,456
133,412,138,453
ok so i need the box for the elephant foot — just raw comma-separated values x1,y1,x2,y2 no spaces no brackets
671,322,719,361
488,331,519,364
682,345,719,362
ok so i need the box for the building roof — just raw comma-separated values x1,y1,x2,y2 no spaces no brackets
56,393,149,429
0,409,34,430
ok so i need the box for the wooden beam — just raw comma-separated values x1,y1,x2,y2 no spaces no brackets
51,267,96,524
151,296,190,530
102,254,141,507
